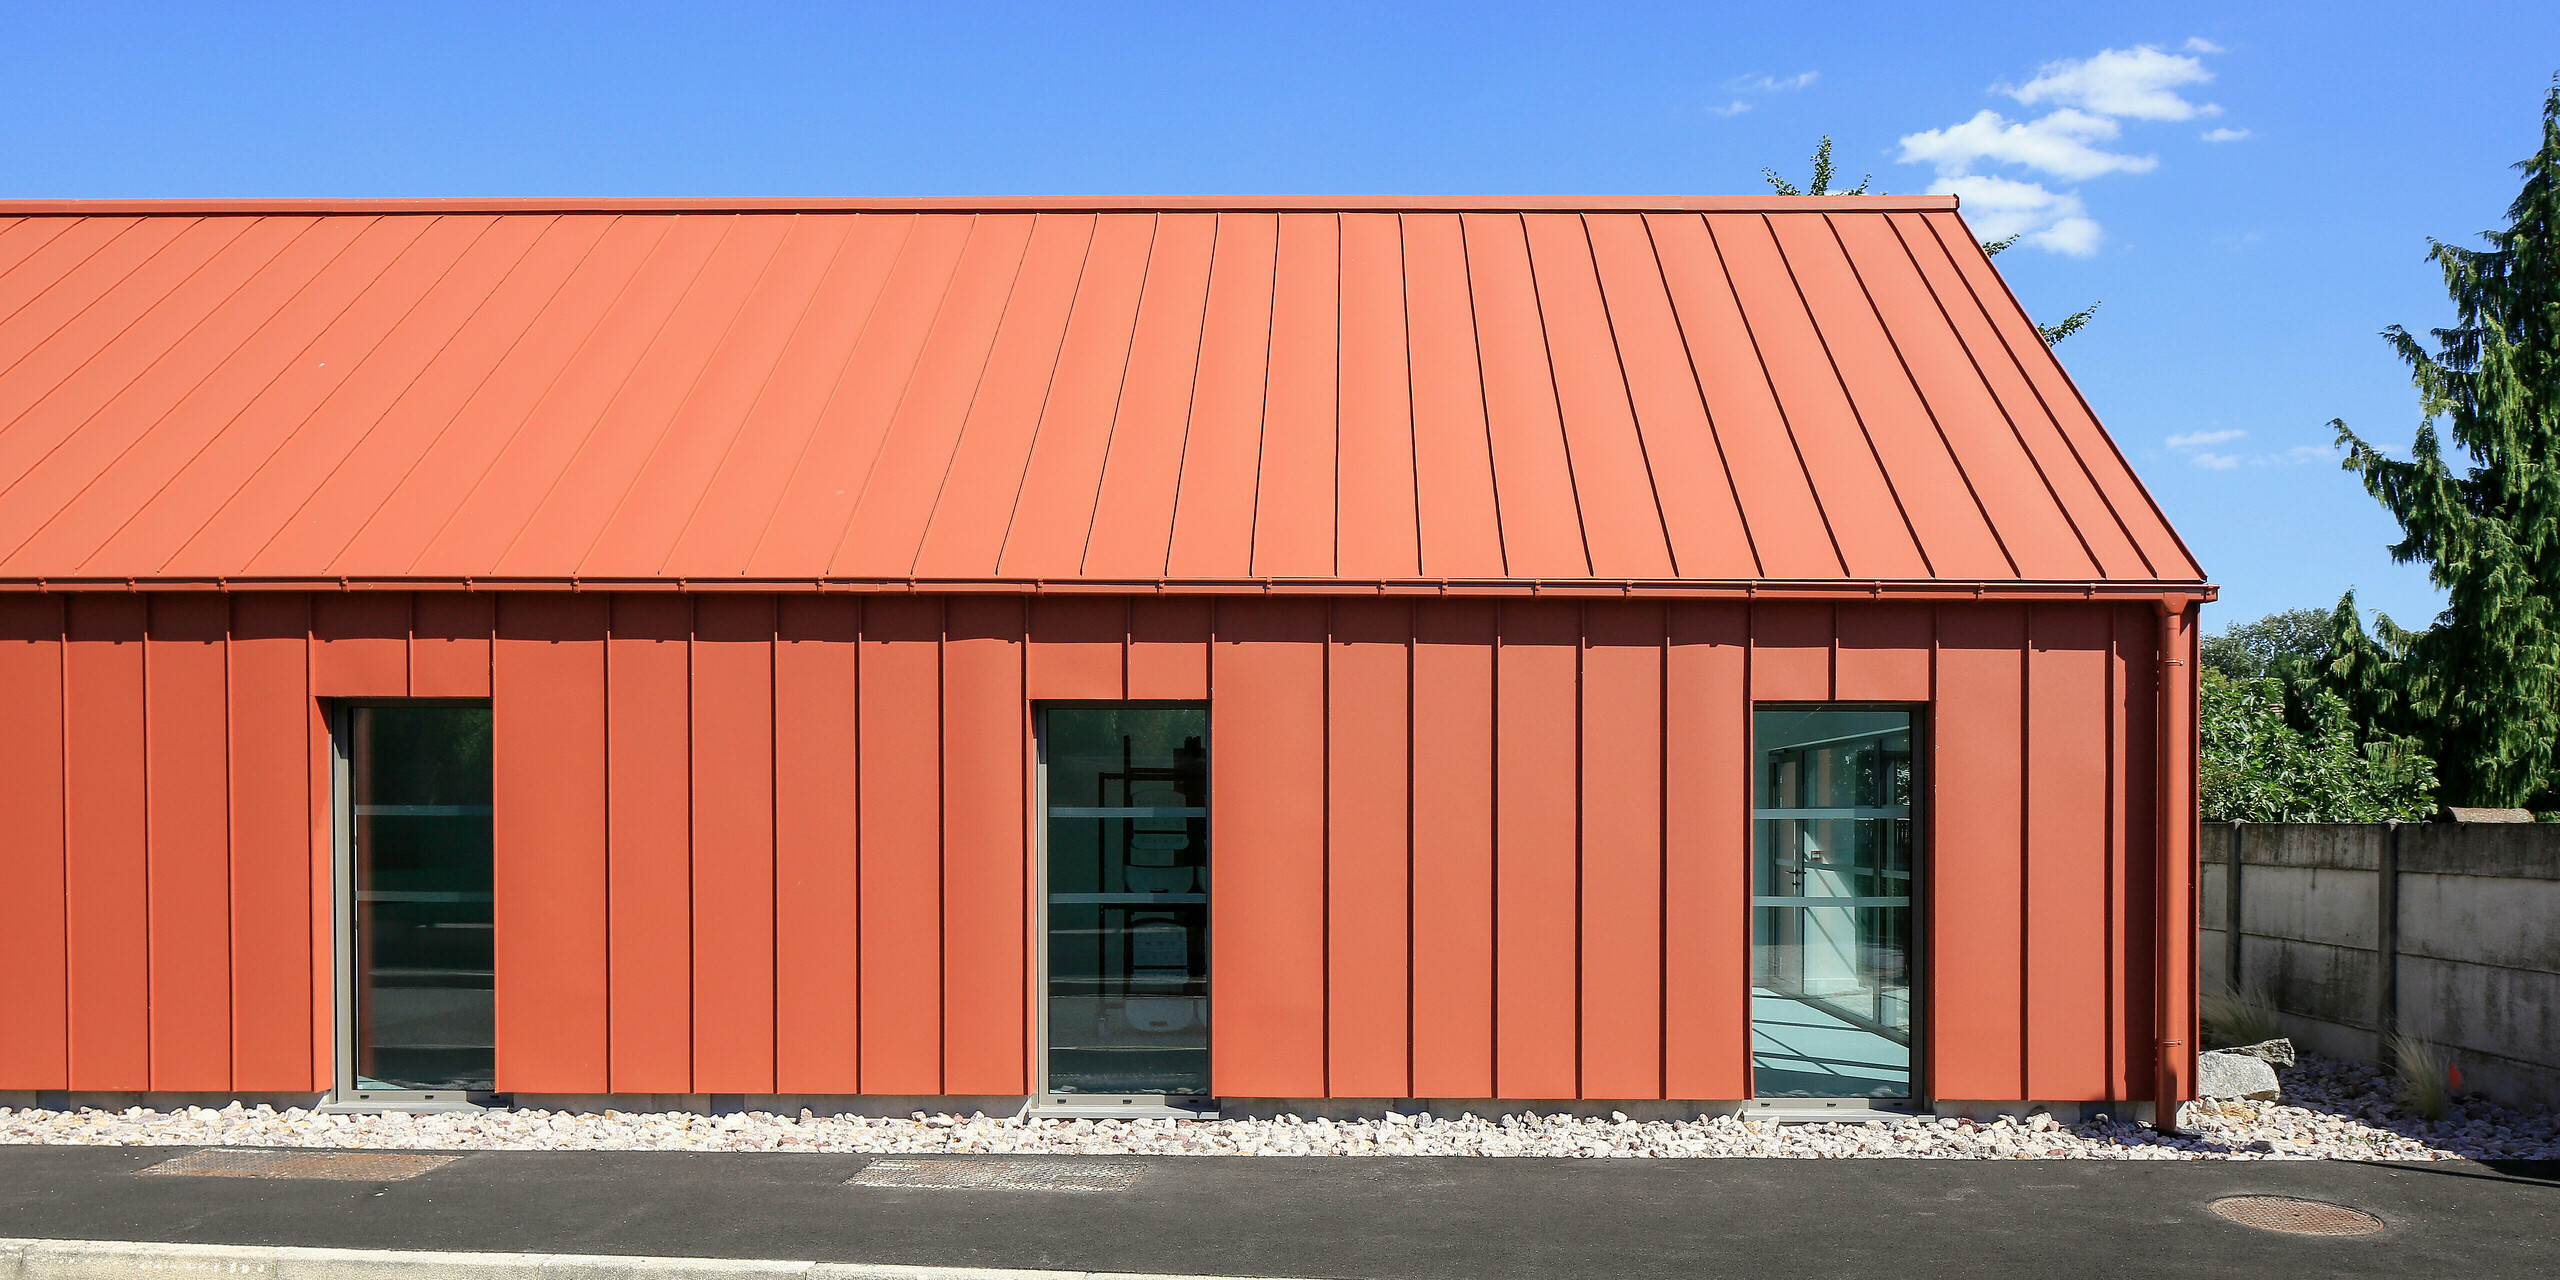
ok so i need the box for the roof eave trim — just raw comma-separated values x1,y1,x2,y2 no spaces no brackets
0,575,2214,603
0,194,1961,216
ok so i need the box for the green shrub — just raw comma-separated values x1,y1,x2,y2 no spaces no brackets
2200,670,2438,822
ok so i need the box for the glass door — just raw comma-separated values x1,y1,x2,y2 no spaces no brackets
1039,706,1210,1101
336,703,495,1102
1751,706,1919,1100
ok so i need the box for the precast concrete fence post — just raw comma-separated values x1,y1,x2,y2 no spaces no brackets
2377,821,2402,1049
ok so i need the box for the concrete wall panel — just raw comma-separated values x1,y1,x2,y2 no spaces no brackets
2397,874,2560,971
2238,865,2378,951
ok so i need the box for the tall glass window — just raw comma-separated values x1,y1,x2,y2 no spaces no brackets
1042,707,1209,1098
342,704,495,1096
1752,707,1918,1099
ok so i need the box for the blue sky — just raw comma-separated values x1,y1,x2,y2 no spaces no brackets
3,2,2555,631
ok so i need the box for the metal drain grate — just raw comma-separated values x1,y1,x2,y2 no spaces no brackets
2208,1195,2386,1236
139,1149,459,1182
849,1158,1145,1193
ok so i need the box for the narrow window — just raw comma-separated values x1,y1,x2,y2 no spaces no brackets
1040,706,1210,1102
337,703,494,1100
1751,706,1919,1099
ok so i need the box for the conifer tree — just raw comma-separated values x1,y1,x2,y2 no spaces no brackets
2328,78,2560,806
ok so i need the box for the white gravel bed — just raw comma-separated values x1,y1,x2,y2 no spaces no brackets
6,1055,2551,1161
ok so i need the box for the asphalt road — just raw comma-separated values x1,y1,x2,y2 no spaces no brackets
0,1146,2553,1279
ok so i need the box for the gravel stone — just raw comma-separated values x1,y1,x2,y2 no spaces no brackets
4,1055,2551,1161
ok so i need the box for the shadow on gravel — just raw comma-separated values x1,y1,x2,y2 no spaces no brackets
2249,1055,2560,1162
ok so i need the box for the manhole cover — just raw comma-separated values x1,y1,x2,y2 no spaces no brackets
139,1149,459,1182
849,1158,1145,1192
2208,1195,2385,1236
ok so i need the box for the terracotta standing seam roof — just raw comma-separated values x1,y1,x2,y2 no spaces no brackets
0,197,2203,593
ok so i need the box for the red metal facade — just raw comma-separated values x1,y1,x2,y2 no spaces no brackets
0,591,2182,1102
0,197,2205,1105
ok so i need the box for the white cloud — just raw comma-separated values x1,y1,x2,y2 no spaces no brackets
1895,41,2243,256
2178,437,2334,469
1923,174,2100,254
2030,216,2103,256
1724,71,1818,94
2005,45,2222,121
2168,429,2245,449
1898,108,2156,181
1709,101,1752,117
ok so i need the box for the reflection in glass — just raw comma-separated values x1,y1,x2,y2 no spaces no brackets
1752,708,1916,1098
349,705,494,1093
1044,708,1209,1096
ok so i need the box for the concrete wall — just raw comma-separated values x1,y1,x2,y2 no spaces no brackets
2202,822,2560,1112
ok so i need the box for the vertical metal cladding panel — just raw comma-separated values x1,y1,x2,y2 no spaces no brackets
63,594,149,1090
492,595,611,1092
311,593,409,697
1409,600,1497,1097
1494,600,1580,1099
1930,603,2028,1101
1127,598,1210,700
773,595,862,1093
1028,597,1124,700
942,596,1030,1094
410,594,494,698
691,595,778,1094
228,593,314,1091
1836,604,1932,701
305,650,333,1085
2111,604,2161,1098
606,594,693,1093
1210,597,1330,1097
2026,606,2115,1100
859,597,944,1094
0,594,67,1089
1663,602,1750,1099
1579,602,1663,1099
1325,598,1410,1098
145,594,232,1090
1750,602,1832,701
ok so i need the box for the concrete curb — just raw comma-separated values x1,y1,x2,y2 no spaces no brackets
0,1239,1325,1280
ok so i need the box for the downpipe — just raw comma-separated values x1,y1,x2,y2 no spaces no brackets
2153,600,2198,1130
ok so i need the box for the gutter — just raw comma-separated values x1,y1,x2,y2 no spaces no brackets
0,574,2218,604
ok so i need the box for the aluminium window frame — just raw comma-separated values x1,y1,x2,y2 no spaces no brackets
1744,700,1931,1117
1030,700,1215,1115
327,697,500,1109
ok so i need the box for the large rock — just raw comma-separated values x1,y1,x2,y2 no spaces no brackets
2218,1037,2297,1068
2198,1050,2282,1101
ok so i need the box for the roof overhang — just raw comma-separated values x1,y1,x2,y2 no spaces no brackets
0,576,2216,604
0,194,1959,216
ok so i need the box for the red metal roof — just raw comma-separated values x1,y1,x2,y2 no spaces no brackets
0,197,2201,594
